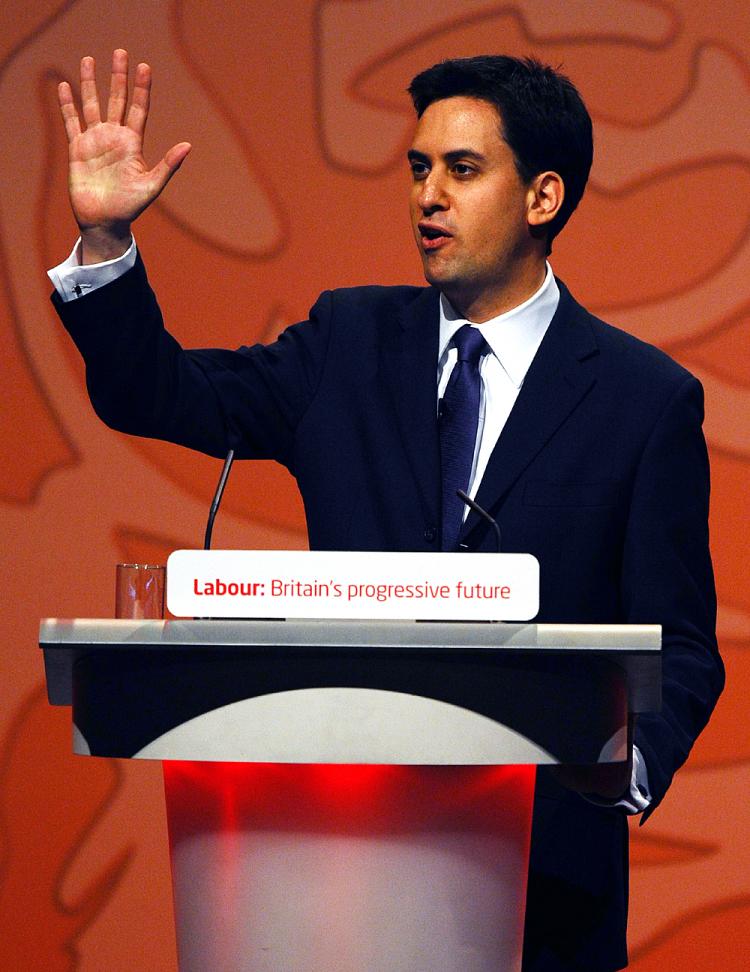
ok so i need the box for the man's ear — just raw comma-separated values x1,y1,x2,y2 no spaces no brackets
526,171,564,229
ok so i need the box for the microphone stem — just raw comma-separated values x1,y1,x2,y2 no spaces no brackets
204,449,235,550
456,488,502,552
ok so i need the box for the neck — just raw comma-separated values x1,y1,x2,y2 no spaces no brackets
443,261,548,323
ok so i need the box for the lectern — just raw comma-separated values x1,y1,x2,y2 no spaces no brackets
40,618,660,971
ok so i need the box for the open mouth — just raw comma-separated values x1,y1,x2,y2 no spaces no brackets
419,223,453,250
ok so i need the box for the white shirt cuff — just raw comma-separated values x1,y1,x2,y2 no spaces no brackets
584,744,652,814
620,744,652,813
48,236,137,302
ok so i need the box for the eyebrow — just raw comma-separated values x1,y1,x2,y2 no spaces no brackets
407,148,488,165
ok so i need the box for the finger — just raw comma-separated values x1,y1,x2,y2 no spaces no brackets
126,61,151,140
57,81,82,142
106,48,129,124
148,142,192,195
79,55,101,128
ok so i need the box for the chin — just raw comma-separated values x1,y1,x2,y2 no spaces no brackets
421,260,454,290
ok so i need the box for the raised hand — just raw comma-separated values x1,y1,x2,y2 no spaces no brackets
57,49,191,263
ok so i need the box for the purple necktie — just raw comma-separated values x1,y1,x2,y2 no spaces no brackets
439,325,488,551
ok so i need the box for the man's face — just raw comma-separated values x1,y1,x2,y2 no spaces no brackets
409,96,538,321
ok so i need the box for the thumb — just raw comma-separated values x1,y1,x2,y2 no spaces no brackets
149,141,192,194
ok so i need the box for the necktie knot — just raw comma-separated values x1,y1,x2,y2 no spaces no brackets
453,324,487,365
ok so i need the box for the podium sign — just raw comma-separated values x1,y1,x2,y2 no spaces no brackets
166,549,540,620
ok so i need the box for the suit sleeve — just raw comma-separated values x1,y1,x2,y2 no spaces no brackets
622,373,724,819
52,253,332,470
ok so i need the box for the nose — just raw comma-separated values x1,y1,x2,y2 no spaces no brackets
416,169,448,214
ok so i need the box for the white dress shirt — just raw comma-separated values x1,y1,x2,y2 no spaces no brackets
437,264,559,508
48,241,652,813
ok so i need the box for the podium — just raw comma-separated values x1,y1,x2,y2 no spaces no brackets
40,618,660,971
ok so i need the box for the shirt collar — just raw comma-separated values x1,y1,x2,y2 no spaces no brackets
438,263,560,388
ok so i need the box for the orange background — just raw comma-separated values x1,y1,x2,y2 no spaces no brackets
1,1,748,968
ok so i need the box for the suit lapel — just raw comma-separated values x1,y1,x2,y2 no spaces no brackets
382,287,442,526
464,283,600,542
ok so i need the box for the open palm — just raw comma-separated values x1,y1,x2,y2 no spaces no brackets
58,50,190,247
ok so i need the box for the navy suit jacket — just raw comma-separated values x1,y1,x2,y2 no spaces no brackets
55,256,724,971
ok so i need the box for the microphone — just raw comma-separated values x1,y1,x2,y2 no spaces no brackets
456,489,502,552
204,449,235,550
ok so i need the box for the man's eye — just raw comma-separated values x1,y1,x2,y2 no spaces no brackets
452,163,475,176
410,162,429,178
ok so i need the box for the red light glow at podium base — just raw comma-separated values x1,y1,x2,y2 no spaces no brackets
163,762,536,972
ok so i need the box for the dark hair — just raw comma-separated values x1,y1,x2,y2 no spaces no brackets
408,55,593,252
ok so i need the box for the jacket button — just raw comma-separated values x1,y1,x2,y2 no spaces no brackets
423,526,437,543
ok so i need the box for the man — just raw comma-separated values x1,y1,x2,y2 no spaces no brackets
51,51,723,970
